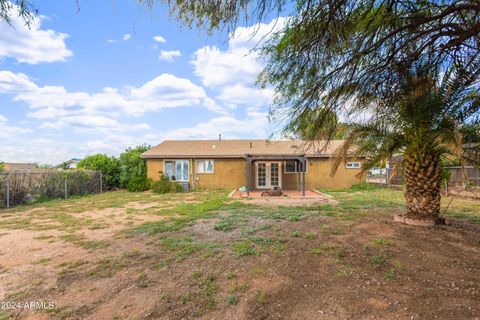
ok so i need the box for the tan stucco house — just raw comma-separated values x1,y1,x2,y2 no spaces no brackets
141,139,364,192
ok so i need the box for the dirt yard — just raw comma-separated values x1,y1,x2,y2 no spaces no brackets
0,188,479,320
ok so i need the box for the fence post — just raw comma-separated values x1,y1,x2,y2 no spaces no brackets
5,174,10,209
64,176,68,199
100,172,103,193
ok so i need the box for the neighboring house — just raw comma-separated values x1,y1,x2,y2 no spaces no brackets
53,158,82,170
141,140,364,192
2,163,38,172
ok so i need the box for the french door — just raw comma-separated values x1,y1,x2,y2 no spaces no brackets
256,162,281,189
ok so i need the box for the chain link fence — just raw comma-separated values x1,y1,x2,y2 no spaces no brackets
0,170,103,209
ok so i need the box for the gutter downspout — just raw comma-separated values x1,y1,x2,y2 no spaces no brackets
190,158,194,190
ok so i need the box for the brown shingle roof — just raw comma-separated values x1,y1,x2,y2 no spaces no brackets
141,140,347,159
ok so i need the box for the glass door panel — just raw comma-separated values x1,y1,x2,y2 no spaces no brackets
270,163,279,187
257,163,266,187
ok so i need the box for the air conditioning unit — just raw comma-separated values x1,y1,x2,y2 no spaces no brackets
177,182,190,192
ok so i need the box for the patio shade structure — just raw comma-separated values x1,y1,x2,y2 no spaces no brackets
245,155,307,197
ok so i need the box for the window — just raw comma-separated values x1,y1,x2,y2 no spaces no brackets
196,160,214,173
284,160,307,173
164,160,189,181
346,162,361,169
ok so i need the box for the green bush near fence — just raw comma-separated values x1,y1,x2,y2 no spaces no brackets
127,176,152,192
78,154,120,189
77,144,151,192
119,145,150,189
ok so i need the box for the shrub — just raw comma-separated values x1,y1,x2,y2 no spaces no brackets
66,171,101,196
151,175,184,194
127,176,151,192
151,175,171,194
170,181,184,193
40,173,65,199
78,154,120,189
119,145,150,188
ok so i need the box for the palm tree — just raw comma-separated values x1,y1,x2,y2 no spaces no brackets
325,59,480,223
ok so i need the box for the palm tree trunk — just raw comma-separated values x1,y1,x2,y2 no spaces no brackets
403,150,441,221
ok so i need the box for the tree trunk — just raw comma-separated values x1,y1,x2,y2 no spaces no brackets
403,150,441,221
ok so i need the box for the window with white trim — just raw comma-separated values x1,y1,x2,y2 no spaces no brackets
284,160,307,173
346,162,361,169
196,160,214,173
164,160,189,181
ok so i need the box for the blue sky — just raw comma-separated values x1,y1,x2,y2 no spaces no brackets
0,1,286,164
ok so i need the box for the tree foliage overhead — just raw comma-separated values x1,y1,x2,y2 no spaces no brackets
138,0,286,32
0,0,37,27
260,0,480,146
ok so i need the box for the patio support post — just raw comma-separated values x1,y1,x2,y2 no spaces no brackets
297,160,301,192
246,156,252,196
302,156,306,196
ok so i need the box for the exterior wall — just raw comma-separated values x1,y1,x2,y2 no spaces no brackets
305,158,363,189
146,157,363,190
282,169,300,190
193,158,246,189
146,159,166,181
252,159,363,190
146,158,247,190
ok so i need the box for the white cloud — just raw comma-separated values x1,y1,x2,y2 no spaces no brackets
163,110,269,140
0,137,80,164
106,39,117,44
190,17,285,111
0,18,288,164
159,50,181,62
0,71,37,93
39,116,151,134
0,5,72,64
123,34,131,41
216,84,274,109
0,71,227,129
0,113,32,139
192,45,261,88
191,18,285,88
153,35,166,43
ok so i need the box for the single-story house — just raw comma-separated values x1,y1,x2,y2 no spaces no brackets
141,139,364,193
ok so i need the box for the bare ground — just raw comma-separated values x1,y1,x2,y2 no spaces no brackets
0,189,479,320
